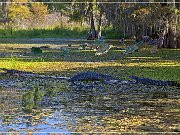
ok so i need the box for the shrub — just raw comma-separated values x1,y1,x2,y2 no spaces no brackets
31,47,42,54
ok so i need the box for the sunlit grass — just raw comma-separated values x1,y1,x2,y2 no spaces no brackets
0,43,180,82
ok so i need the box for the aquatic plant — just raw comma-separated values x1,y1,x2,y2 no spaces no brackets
22,85,45,112
33,85,45,109
22,91,35,113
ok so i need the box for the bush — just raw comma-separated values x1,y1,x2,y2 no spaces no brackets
102,27,124,39
31,47,42,54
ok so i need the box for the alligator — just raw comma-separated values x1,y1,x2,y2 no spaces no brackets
68,71,120,83
130,75,179,87
0,68,34,75
0,69,120,82
0,68,179,88
67,71,125,89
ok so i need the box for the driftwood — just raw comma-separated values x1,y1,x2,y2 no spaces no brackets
95,44,112,56
124,41,144,54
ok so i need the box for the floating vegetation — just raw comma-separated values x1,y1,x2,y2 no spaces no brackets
0,88,22,113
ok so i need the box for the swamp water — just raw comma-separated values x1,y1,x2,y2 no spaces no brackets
0,82,125,133
0,77,180,133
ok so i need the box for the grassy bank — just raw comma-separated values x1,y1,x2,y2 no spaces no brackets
0,43,180,83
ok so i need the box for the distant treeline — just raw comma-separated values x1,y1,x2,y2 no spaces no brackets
0,0,179,48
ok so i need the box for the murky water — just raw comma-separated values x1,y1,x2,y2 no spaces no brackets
0,84,123,132
0,79,180,132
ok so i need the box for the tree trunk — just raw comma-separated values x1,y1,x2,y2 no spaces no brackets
167,25,175,48
88,3,96,40
89,12,96,39
161,0,179,48
168,10,178,48
97,11,103,39
106,4,111,26
158,20,169,48
135,24,142,42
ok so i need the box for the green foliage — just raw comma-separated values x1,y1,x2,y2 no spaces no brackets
69,1,89,22
31,47,42,54
0,26,89,38
22,85,45,113
7,1,48,28
33,85,45,109
45,86,55,97
102,27,123,39
131,6,151,23
8,0,31,22
22,91,35,113
31,2,48,21
0,26,124,39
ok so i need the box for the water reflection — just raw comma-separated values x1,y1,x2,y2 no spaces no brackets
0,109,75,132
